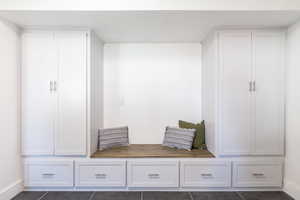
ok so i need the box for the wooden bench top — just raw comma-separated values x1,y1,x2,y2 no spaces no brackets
91,144,214,158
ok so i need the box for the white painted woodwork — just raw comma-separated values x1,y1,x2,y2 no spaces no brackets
21,28,286,191
219,31,253,155
232,161,283,188
89,31,104,156
24,158,284,190
24,160,74,187
202,29,285,156
127,160,179,188
75,160,126,187
180,160,231,188
252,31,285,155
21,31,56,155
55,31,87,155
22,30,89,156
285,21,300,200
201,33,218,155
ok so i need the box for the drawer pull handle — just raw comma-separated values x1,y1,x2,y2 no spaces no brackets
42,173,55,177
148,173,160,179
252,173,265,177
201,173,213,177
95,174,107,179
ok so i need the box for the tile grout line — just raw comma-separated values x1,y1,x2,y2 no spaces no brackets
188,192,194,200
237,192,247,200
37,192,48,200
88,192,96,200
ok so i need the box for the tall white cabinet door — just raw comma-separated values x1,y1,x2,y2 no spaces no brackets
55,31,87,155
252,31,285,155
22,31,56,155
219,31,253,155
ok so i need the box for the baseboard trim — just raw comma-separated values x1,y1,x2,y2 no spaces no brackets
0,180,23,200
284,181,300,200
24,187,283,192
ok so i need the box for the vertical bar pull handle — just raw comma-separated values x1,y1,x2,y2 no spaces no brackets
249,81,252,92
253,81,256,92
53,81,57,91
50,81,53,92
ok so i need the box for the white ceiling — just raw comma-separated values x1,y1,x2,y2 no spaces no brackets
1,11,300,42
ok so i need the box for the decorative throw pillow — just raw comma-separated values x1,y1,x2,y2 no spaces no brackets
162,126,196,151
179,120,206,149
98,126,129,150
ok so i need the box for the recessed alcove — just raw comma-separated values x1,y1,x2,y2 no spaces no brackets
0,9,295,194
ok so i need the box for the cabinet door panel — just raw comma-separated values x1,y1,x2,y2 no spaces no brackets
253,32,285,155
219,31,253,155
55,31,87,155
22,31,56,155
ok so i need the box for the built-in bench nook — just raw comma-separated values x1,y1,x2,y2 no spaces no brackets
18,28,286,192
91,144,214,158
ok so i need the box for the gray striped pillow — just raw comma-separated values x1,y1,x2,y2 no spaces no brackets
98,126,129,150
162,127,196,151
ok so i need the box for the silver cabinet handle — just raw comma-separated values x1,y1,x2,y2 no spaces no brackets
253,81,256,92
252,173,264,177
249,81,252,92
42,173,55,177
53,81,57,91
148,173,160,179
50,81,53,92
201,173,213,177
42,173,55,176
95,173,107,179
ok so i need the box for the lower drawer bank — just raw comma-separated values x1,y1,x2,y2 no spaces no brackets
23,159,283,189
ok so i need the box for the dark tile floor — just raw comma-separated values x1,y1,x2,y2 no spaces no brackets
11,191,294,200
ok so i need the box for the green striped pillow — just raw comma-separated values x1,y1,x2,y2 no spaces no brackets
179,120,206,149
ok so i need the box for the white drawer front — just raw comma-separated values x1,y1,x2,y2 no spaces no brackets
24,160,74,187
180,161,231,188
75,160,126,187
233,161,283,187
127,161,179,188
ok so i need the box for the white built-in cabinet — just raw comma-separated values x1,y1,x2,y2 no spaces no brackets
202,30,285,156
24,158,283,189
22,28,285,190
22,30,92,156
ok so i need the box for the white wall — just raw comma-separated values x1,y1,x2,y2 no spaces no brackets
0,19,22,200
0,0,299,10
104,43,202,144
284,21,300,199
